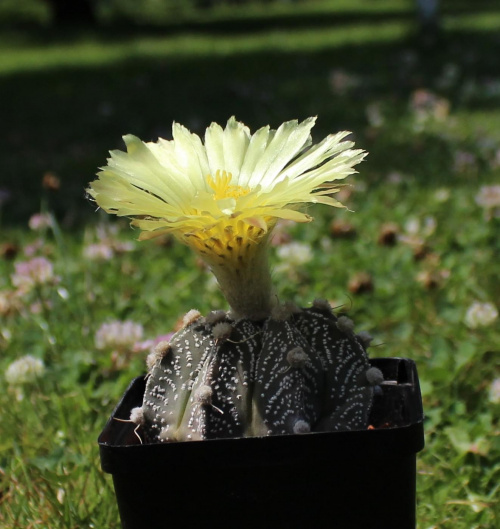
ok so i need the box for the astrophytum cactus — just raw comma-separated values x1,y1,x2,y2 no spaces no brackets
88,116,383,442
140,302,382,442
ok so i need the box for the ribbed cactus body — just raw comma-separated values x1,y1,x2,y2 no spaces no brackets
141,302,381,443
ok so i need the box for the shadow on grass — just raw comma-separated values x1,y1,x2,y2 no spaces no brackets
3,0,500,42
2,24,500,227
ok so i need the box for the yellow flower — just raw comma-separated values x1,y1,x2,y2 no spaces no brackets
88,117,366,319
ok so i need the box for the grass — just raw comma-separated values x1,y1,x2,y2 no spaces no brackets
1,1,499,527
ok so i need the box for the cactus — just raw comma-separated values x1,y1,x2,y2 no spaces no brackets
88,116,381,443
139,301,382,442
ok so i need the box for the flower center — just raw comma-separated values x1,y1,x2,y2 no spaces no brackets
207,170,250,201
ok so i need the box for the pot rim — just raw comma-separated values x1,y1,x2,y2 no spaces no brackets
99,357,424,475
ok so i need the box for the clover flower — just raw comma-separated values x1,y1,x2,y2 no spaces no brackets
11,257,58,293
489,378,500,404
453,150,477,174
95,320,144,352
475,185,500,209
475,185,500,220
276,241,313,268
275,241,313,280
88,117,366,318
464,301,498,329
409,89,450,126
83,242,114,261
5,355,45,386
28,213,53,231
134,332,175,355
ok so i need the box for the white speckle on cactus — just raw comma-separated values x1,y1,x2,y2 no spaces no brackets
365,367,384,386
336,316,355,334
205,310,227,325
129,406,145,425
293,420,311,434
212,322,233,342
159,426,172,442
182,309,202,327
286,347,309,369
357,331,373,347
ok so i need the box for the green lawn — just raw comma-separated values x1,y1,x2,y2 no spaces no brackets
1,1,499,527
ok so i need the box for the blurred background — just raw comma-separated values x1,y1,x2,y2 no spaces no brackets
1,3,499,527
1,0,499,226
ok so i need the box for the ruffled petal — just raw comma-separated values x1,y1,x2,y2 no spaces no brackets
248,117,316,188
88,117,366,252
222,116,251,178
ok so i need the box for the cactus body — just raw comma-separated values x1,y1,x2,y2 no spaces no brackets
141,302,381,442
252,317,323,436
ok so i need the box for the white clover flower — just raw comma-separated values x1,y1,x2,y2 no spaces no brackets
83,242,114,261
434,188,450,203
28,213,52,231
453,150,477,174
475,185,500,208
95,320,144,352
329,69,359,96
11,257,58,292
404,218,421,236
88,117,366,319
5,355,45,386
276,241,313,267
365,103,384,128
464,301,498,329
112,241,135,253
489,378,500,404
409,89,450,124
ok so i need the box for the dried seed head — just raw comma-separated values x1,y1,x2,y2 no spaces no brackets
348,272,374,294
205,310,227,325
336,315,355,334
146,340,171,371
282,301,302,315
182,309,202,327
194,385,213,406
293,420,311,434
378,222,399,246
271,303,294,321
365,367,384,386
286,347,309,369
129,406,145,425
357,331,373,348
212,322,233,342
330,218,357,239
312,298,333,312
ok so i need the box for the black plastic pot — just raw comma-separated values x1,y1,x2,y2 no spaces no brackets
99,357,424,529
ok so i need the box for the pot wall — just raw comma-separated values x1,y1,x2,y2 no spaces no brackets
99,358,424,529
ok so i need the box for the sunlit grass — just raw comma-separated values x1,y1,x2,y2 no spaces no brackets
1,1,499,528
0,22,412,75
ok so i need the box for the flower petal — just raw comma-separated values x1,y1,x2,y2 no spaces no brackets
88,117,366,253
248,117,316,188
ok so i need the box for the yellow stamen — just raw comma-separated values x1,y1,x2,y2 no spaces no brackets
207,170,250,200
